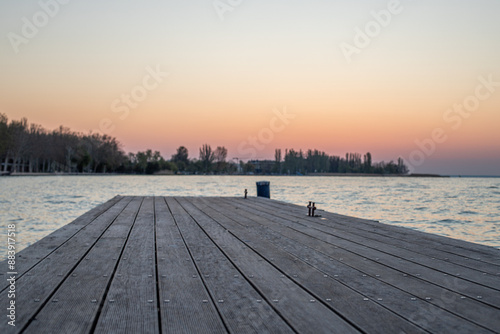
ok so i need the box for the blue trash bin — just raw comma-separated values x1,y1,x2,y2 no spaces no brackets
256,181,270,198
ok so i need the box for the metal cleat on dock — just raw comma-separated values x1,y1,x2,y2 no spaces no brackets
307,202,322,217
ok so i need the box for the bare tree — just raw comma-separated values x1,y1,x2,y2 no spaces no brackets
199,144,215,173
26,123,46,172
0,113,10,171
0,115,127,174
363,152,372,173
9,118,29,172
274,148,282,174
214,146,227,173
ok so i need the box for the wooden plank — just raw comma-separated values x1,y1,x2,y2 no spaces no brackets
94,197,159,333
315,217,500,276
254,197,500,266
219,197,500,333
218,198,500,333
255,197,500,274
0,196,123,292
154,197,228,333
244,198,500,289
22,197,143,334
0,196,133,333
188,197,426,334
239,198,500,305
174,198,361,334
254,197,500,273
239,197,498,296
168,197,295,333
3,196,499,333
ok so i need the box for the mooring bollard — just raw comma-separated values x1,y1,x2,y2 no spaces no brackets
256,181,270,198
307,201,321,217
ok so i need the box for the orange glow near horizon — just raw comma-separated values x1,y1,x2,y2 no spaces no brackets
1,1,499,175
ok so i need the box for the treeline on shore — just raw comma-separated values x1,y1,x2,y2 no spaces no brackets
271,149,408,175
0,114,409,175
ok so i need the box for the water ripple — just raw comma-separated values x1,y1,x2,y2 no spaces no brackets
1,175,499,260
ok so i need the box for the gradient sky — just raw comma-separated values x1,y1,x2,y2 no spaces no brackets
1,0,499,175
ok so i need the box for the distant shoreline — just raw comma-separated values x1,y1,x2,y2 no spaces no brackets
0,172,473,178
308,173,449,178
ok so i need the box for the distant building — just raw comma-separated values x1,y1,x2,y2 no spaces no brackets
248,160,275,174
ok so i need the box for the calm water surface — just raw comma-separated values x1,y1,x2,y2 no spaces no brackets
1,175,499,259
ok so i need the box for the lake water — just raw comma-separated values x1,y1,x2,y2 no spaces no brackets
1,175,499,260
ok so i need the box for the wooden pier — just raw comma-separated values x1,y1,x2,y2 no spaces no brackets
1,196,499,333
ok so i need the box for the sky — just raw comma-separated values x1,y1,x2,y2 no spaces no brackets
1,0,499,175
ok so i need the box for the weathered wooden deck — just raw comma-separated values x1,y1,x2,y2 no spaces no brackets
1,196,499,333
